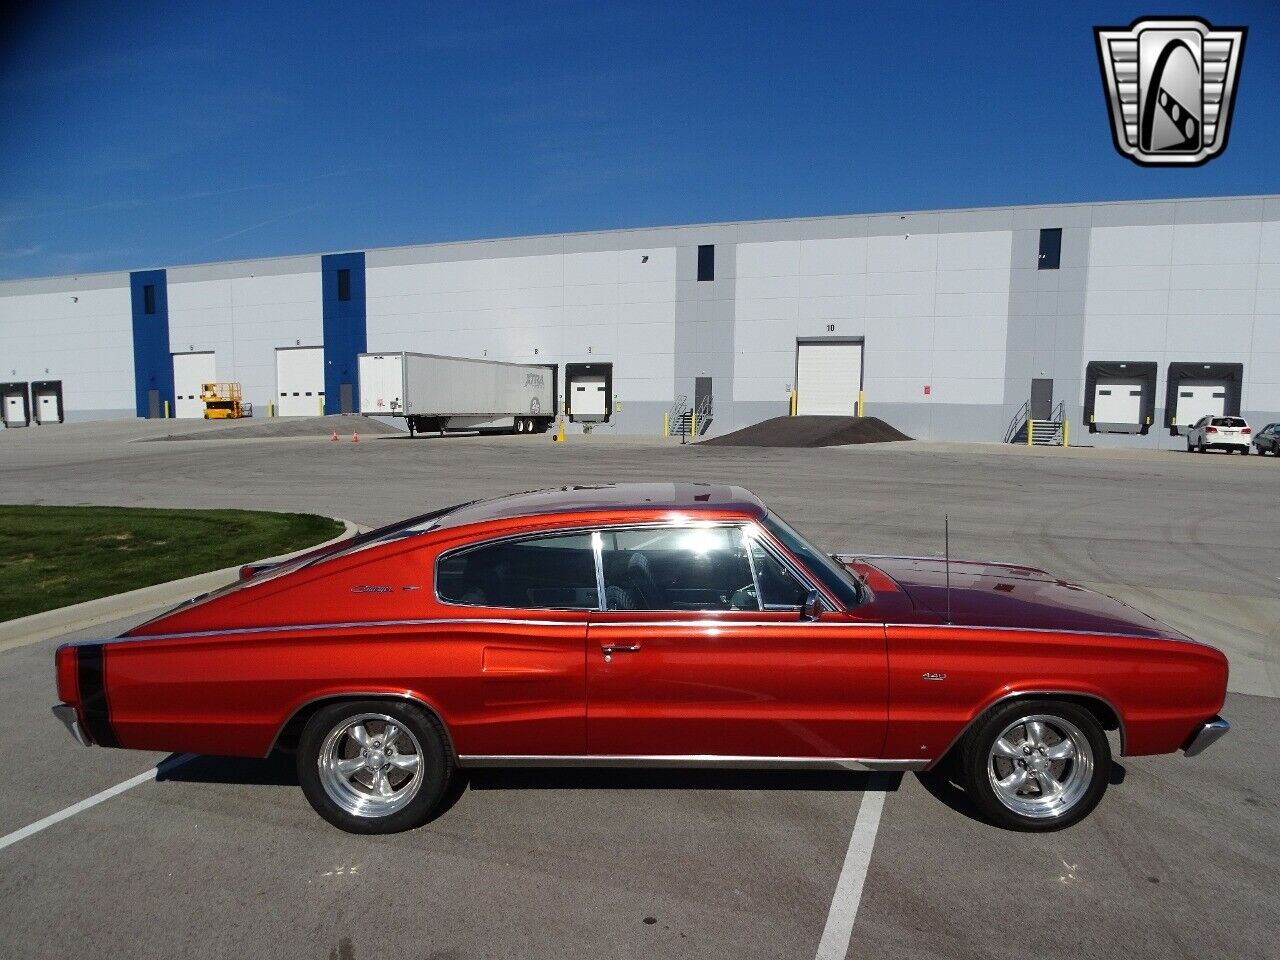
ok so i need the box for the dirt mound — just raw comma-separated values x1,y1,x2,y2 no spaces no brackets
700,415,912,448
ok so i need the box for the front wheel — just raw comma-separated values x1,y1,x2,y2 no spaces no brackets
960,699,1110,831
297,700,453,834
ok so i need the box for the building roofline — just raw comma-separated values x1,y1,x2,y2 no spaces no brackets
3,193,1278,287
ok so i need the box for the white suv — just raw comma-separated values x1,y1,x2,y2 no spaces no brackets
1186,415,1252,455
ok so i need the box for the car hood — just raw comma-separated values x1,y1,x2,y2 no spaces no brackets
842,556,1188,640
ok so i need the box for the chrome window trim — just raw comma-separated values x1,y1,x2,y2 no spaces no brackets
745,523,827,612
458,754,928,771
434,527,605,612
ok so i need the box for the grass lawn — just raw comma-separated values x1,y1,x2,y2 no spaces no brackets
0,505,345,622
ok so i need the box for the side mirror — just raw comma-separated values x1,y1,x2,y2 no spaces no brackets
801,589,821,621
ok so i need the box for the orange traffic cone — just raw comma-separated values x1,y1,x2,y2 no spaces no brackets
330,431,338,441
351,433,359,443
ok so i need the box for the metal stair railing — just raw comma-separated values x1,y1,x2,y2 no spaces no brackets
1003,400,1030,444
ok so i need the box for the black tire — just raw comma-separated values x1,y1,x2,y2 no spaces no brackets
1197,439,1206,453
297,699,453,834
959,698,1111,832
1239,446,1248,456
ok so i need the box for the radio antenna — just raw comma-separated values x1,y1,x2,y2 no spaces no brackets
944,514,952,625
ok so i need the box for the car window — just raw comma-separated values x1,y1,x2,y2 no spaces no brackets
436,532,599,609
1212,417,1245,427
760,512,864,608
599,525,757,611
746,535,811,609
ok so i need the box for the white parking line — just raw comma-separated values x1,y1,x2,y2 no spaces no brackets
0,754,193,853
814,776,888,960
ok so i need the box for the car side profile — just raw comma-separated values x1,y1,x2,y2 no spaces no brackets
1186,415,1252,454
52,484,1229,834
1252,422,1280,456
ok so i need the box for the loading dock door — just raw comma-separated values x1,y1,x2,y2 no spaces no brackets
172,352,216,419
796,341,863,416
34,390,60,424
571,377,608,417
3,393,28,427
276,347,325,417
1174,383,1227,431
1093,379,1143,428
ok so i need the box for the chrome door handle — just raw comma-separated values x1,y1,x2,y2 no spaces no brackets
600,644,641,662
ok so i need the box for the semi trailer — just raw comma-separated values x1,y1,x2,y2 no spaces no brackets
357,352,558,436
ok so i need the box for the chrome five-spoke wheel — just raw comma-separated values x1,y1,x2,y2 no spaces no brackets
318,713,424,817
987,715,1093,819
298,699,452,834
961,699,1111,831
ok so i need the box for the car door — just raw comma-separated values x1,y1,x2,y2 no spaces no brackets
433,530,595,757
585,522,888,760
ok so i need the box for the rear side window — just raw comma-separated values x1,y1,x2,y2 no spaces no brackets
436,533,599,609
600,526,755,611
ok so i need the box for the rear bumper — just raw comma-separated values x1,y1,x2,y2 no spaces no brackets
1183,716,1230,757
52,703,91,747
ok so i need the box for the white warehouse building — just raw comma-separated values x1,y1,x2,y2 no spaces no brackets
1,193,1278,447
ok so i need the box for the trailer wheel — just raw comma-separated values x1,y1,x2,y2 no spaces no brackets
514,419,525,434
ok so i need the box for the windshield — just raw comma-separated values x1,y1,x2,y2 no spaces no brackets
760,512,864,609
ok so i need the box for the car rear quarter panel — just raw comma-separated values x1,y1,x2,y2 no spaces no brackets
885,625,1228,760
100,618,588,758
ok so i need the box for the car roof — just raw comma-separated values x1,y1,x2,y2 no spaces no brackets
435,483,766,530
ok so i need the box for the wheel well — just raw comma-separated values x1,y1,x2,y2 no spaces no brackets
267,694,456,760
940,692,1125,765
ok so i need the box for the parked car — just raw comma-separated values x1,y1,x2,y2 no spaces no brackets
52,484,1229,834
1252,422,1280,456
1186,415,1252,454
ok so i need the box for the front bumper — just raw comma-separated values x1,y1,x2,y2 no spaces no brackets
1183,715,1230,757
52,703,91,747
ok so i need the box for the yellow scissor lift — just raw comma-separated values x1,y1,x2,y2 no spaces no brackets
201,382,251,419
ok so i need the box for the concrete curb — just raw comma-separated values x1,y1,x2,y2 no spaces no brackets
0,518,362,654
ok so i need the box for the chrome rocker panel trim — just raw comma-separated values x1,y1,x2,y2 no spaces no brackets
1183,716,1230,757
458,754,929,771
52,703,91,747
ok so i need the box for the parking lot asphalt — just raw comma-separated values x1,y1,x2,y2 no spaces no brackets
1,419,1278,959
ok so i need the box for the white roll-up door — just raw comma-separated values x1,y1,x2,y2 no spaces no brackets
172,352,216,419
1093,379,1143,426
796,341,863,416
276,347,325,416
571,376,608,416
1174,383,1228,428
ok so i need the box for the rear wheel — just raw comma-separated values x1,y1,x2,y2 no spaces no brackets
1197,439,1207,453
960,699,1110,831
1239,446,1248,456
297,700,453,834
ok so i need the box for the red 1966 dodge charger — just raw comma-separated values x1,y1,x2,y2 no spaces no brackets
52,483,1229,833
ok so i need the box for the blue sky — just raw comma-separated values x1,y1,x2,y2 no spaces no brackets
1,1,1277,279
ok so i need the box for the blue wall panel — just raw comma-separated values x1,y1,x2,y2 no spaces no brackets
320,252,367,414
129,269,172,417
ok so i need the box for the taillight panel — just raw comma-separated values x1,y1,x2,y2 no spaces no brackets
55,644,79,704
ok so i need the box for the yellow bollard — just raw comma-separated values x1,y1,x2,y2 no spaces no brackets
690,411,697,437
318,396,324,416
269,401,275,418
857,390,865,417
789,390,797,417
163,400,170,419
555,418,566,443
1026,420,1034,446
663,412,670,437
1063,419,1070,448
